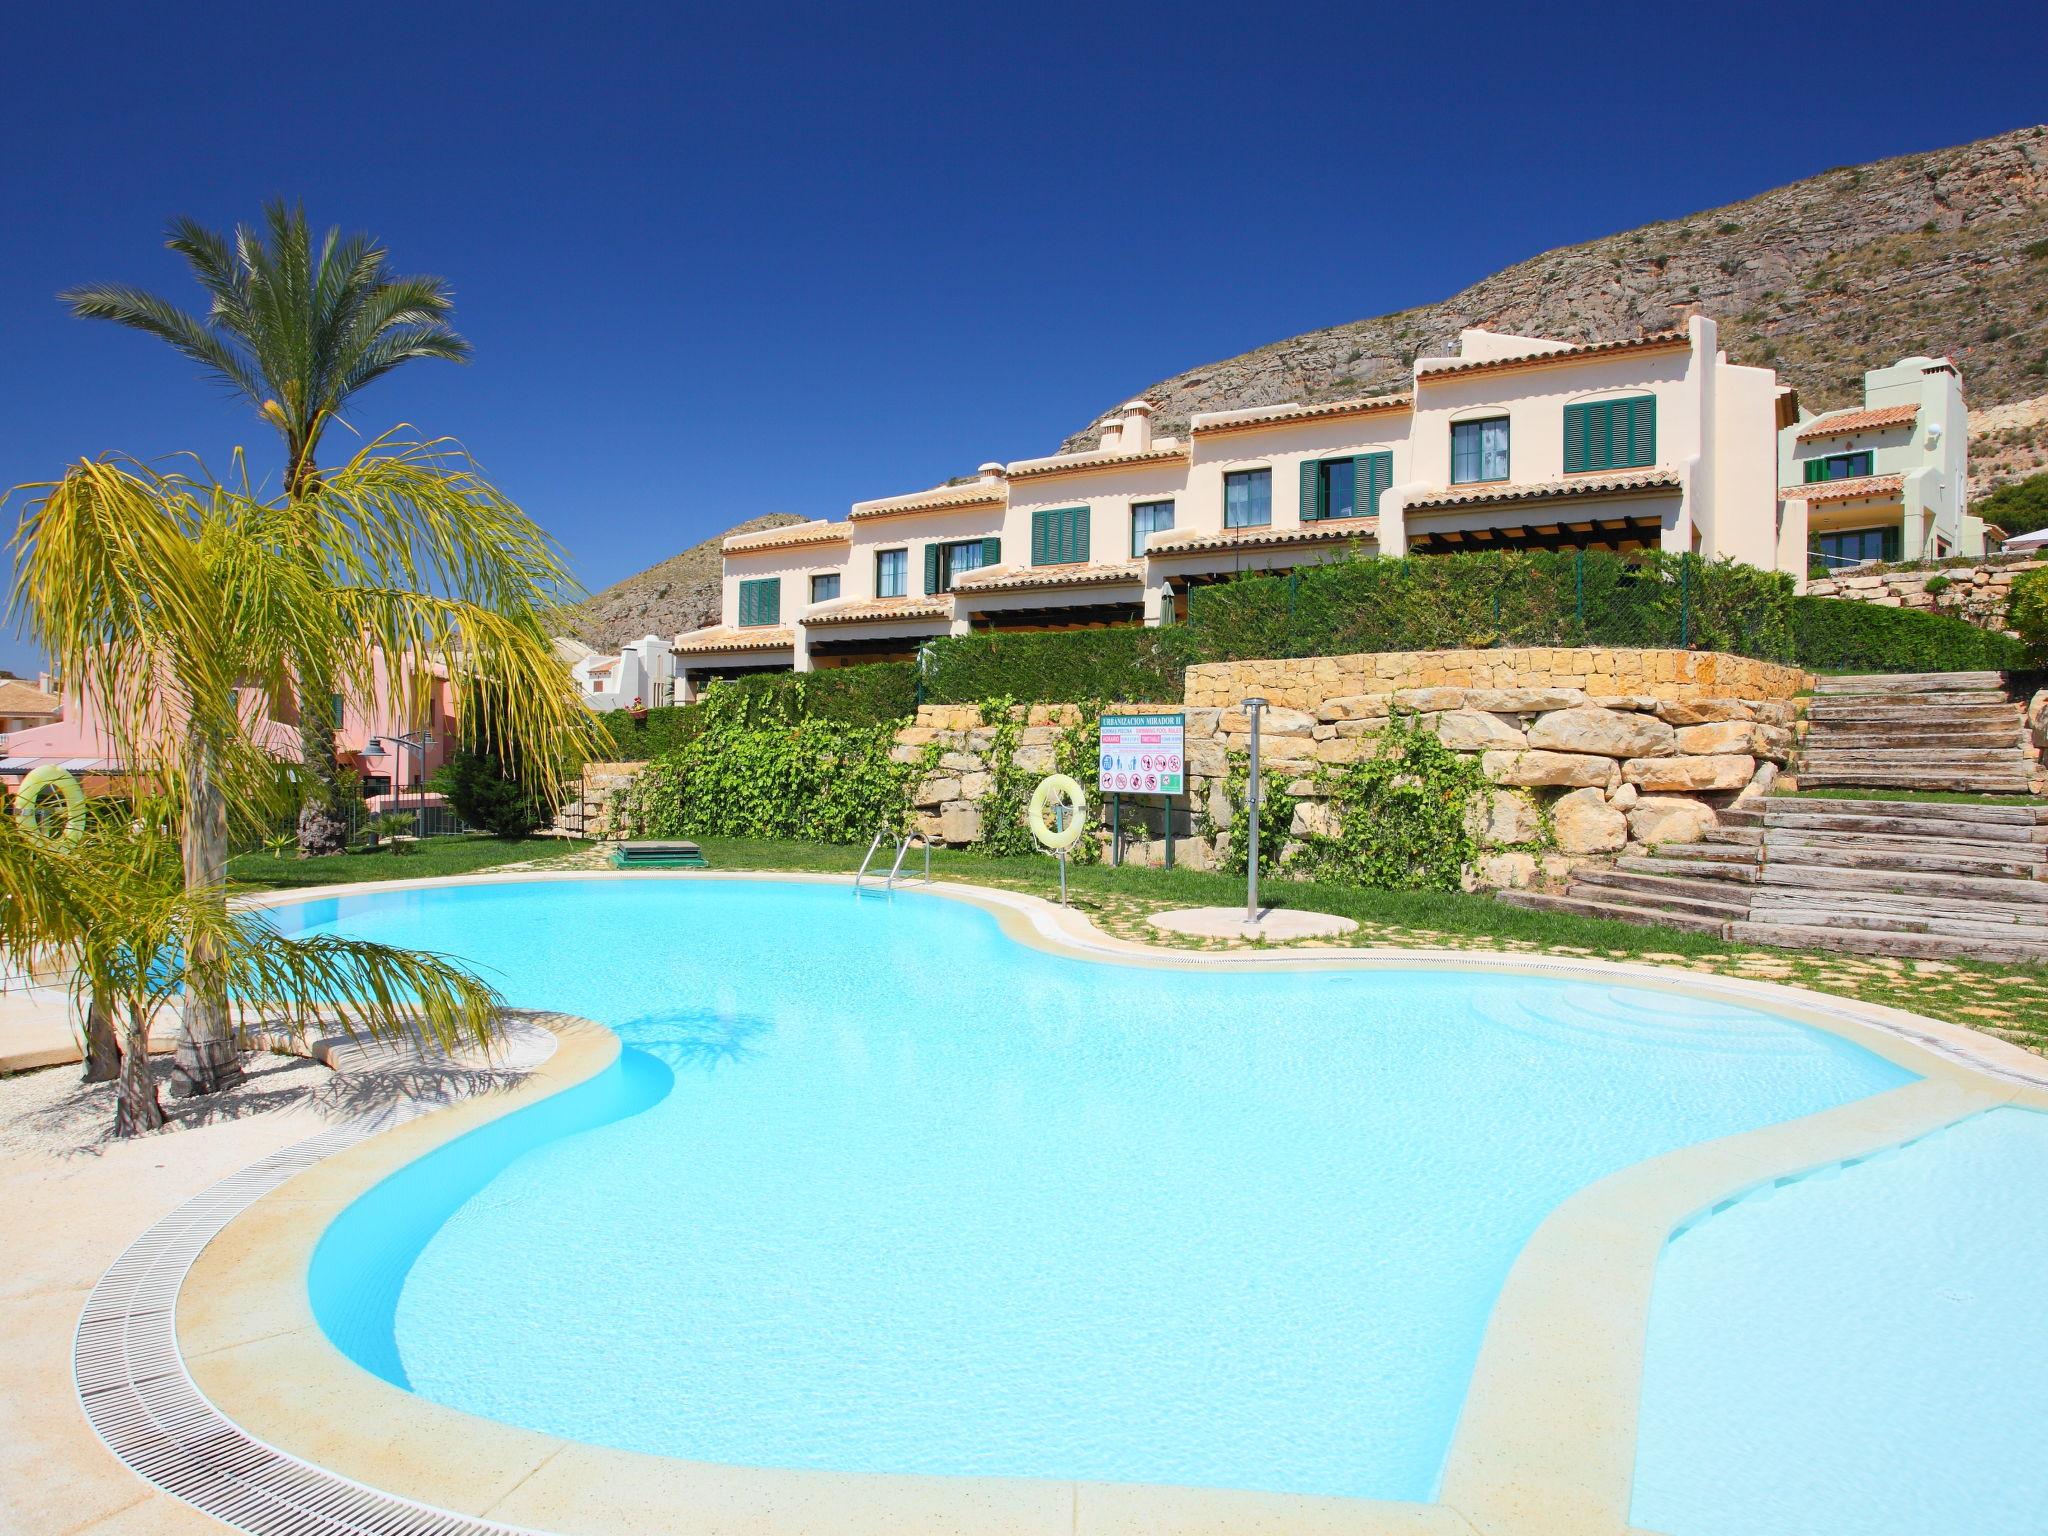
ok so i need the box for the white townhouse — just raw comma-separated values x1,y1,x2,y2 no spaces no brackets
672,315,1817,695
1778,355,1986,568
570,633,677,711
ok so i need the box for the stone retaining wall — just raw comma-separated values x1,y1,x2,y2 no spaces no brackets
898,649,1805,889
1804,556,2043,636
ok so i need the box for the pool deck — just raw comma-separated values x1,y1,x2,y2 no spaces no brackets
41,870,2048,1535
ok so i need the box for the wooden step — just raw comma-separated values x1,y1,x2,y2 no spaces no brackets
1576,870,1755,916
1806,697,2015,717
1798,748,2032,766
1700,825,1763,846
1496,889,1729,935
1743,900,2048,943
1729,920,2048,964
1612,856,1758,886
1814,671,2008,692
1760,840,2046,880
1795,770,2036,793
1756,862,2048,903
1764,799,2048,827
1763,827,2048,859
1648,841,1762,866
1809,727,2025,749
1715,807,1766,829
1748,888,2048,928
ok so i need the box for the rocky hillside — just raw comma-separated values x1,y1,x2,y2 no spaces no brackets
567,513,803,649
1063,125,2048,465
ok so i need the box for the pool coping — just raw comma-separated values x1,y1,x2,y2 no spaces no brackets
140,870,2048,1536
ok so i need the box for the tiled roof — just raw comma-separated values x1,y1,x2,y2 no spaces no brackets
1189,393,1412,436
1415,330,1690,382
1794,404,1919,441
671,625,795,653
849,483,1006,520
722,519,851,553
1779,472,1905,504
801,596,952,627
1146,520,1378,556
1004,443,1189,481
1406,468,1681,513
950,562,1144,595
0,679,60,715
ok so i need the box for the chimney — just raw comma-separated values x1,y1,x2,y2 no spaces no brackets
1097,418,1123,453
1118,399,1155,453
977,462,1007,483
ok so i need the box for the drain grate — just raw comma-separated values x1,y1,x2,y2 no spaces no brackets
74,1024,556,1535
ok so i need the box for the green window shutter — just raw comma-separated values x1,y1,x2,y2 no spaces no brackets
1804,458,1826,484
1031,510,1050,566
763,578,779,624
1352,453,1391,516
1628,396,1656,466
1070,506,1090,563
980,535,1001,566
738,577,778,626
1299,459,1323,521
1564,403,1590,473
923,543,942,594
737,581,754,626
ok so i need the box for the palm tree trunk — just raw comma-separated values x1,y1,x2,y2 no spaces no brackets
115,1000,166,1136
81,989,120,1083
172,729,243,1096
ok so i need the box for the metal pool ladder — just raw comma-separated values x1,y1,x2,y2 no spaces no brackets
856,823,932,892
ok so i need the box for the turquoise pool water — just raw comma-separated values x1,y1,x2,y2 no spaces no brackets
1633,1106,2048,1536
296,878,1912,1502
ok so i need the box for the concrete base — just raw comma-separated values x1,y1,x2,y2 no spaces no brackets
1147,906,1360,943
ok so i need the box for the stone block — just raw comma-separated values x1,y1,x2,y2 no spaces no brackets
938,800,983,844
1623,754,1754,792
1481,750,1618,788
1476,850,1538,890
1608,781,1639,810
958,772,990,801
1628,796,1717,845
1220,705,1318,736
1526,707,1677,758
1465,686,1591,714
1551,786,1628,854
1750,724,1795,762
1290,799,1339,838
1314,737,1372,765
938,751,981,772
914,775,962,807
1434,709,1528,751
1467,788,1541,846
1672,720,1754,756
1317,694,1392,722
1011,745,1054,774
1393,686,1467,711
1587,694,1660,712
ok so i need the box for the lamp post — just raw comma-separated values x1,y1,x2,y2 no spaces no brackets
1242,697,1267,922
365,730,435,839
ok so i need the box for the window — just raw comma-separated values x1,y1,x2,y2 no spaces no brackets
329,692,345,728
810,572,841,604
1451,418,1510,484
737,576,781,627
1300,454,1391,520
1565,396,1656,473
1131,499,1174,556
1811,526,1901,566
875,548,908,598
1804,451,1875,482
1223,469,1271,528
927,537,1001,592
1030,507,1091,565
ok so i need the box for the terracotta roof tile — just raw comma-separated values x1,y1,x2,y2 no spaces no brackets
1004,443,1189,481
1415,330,1690,383
1146,520,1378,556
849,483,1006,520
1407,468,1681,513
1189,393,1412,436
950,562,1144,595
801,596,952,627
672,625,794,653
1779,472,1905,503
1793,404,1919,441
722,520,851,553
0,680,60,715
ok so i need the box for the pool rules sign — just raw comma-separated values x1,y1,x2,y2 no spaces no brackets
1098,712,1185,795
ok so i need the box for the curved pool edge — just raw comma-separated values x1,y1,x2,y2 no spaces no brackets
151,871,2048,1536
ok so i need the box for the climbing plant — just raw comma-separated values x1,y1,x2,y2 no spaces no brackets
1215,749,1296,879
1294,713,1489,892
972,697,1036,857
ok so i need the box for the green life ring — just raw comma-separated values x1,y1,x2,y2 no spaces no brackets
1027,773,1089,852
16,764,87,845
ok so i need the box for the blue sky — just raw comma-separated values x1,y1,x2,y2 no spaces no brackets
1,0,2039,674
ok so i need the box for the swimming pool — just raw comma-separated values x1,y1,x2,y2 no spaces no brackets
289,877,1921,1505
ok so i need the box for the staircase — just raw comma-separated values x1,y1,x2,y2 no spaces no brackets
1496,671,2048,962
1796,671,2037,794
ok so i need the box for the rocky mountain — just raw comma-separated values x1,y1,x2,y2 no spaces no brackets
1062,125,2048,476
567,512,804,650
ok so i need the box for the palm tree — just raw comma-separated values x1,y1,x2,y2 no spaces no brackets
61,202,472,853
10,437,601,1096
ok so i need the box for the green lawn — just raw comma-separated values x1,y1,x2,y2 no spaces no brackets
228,835,590,892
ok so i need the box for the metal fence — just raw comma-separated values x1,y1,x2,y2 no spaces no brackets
233,798,474,855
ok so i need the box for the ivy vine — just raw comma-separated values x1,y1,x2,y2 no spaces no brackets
1293,712,1489,891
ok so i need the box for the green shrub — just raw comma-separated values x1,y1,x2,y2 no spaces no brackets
2009,568,2048,661
596,705,699,761
1975,471,2048,538
430,748,545,837
1788,595,2029,673
1183,550,1795,664
923,628,1188,706
1295,713,1492,892
596,664,915,761
617,684,918,843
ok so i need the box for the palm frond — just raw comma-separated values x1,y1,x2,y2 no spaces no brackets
57,283,264,404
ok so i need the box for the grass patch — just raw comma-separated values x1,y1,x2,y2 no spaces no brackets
227,835,591,892
1775,787,2044,807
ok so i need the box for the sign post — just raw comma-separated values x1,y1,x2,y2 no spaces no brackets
1098,712,1184,869
1242,697,1267,920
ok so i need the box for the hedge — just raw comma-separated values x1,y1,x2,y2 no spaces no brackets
594,663,916,761
596,705,700,761
1788,595,2030,673
922,626,1190,705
